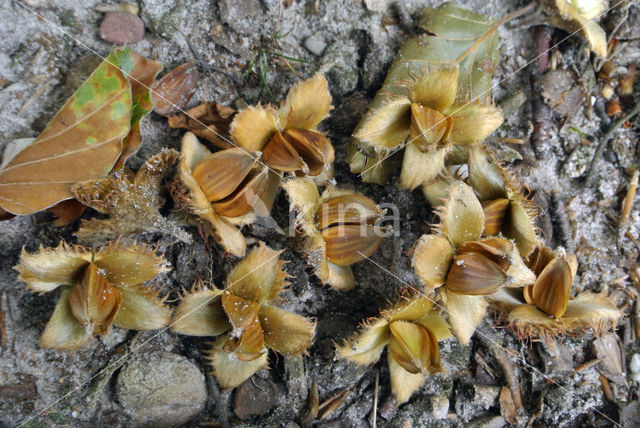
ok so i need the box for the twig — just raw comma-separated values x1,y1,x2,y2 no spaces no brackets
477,323,524,410
370,370,379,428
571,358,603,375
618,168,639,249
392,2,415,36
175,26,242,85
599,375,613,402
586,101,640,182
530,25,553,160
602,210,640,250
319,388,350,419
526,388,548,428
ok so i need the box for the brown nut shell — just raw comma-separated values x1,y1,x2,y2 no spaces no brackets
152,61,199,116
211,166,274,217
388,320,441,374
322,223,384,266
531,257,572,318
262,131,306,172
316,194,383,230
221,294,260,330
68,263,122,335
223,315,265,362
192,149,257,202
446,252,507,295
481,198,509,236
409,103,451,149
283,128,334,176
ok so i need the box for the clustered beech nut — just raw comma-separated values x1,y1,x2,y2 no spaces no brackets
5,1,626,406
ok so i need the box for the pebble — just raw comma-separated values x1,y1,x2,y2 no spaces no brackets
234,375,281,419
630,353,640,383
630,353,640,373
472,385,501,409
304,34,327,56
430,396,449,420
116,352,207,426
99,12,145,45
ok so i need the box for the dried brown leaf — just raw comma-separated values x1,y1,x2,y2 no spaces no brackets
152,61,199,116
72,149,191,245
168,102,236,149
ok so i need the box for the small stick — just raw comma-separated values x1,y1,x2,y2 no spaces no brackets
392,2,415,36
530,25,554,160
618,168,639,248
175,27,242,85
602,210,640,250
526,388,548,428
571,358,603,375
455,2,536,63
0,292,7,349
635,298,640,340
599,375,613,402
371,370,379,428
477,324,524,410
586,101,640,182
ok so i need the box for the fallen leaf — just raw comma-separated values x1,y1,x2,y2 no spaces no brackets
72,149,192,245
168,102,236,149
112,51,163,169
48,199,86,227
0,48,161,216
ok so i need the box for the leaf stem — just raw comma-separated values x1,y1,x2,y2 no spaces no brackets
455,2,536,63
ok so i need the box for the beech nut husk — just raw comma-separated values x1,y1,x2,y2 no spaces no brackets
531,257,572,318
262,128,334,176
481,198,509,236
192,149,279,218
68,263,122,335
446,252,507,295
388,320,442,375
316,194,386,266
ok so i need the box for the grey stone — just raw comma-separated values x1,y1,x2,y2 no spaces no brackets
430,396,449,420
116,352,207,426
142,0,185,40
540,69,583,117
99,12,145,45
629,353,640,373
363,0,393,12
219,0,262,34
466,415,507,428
472,385,501,409
304,34,327,57
318,39,360,97
563,144,596,178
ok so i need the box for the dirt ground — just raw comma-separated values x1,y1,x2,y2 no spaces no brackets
1,0,640,427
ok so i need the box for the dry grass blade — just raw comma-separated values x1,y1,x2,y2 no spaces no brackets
319,388,350,420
